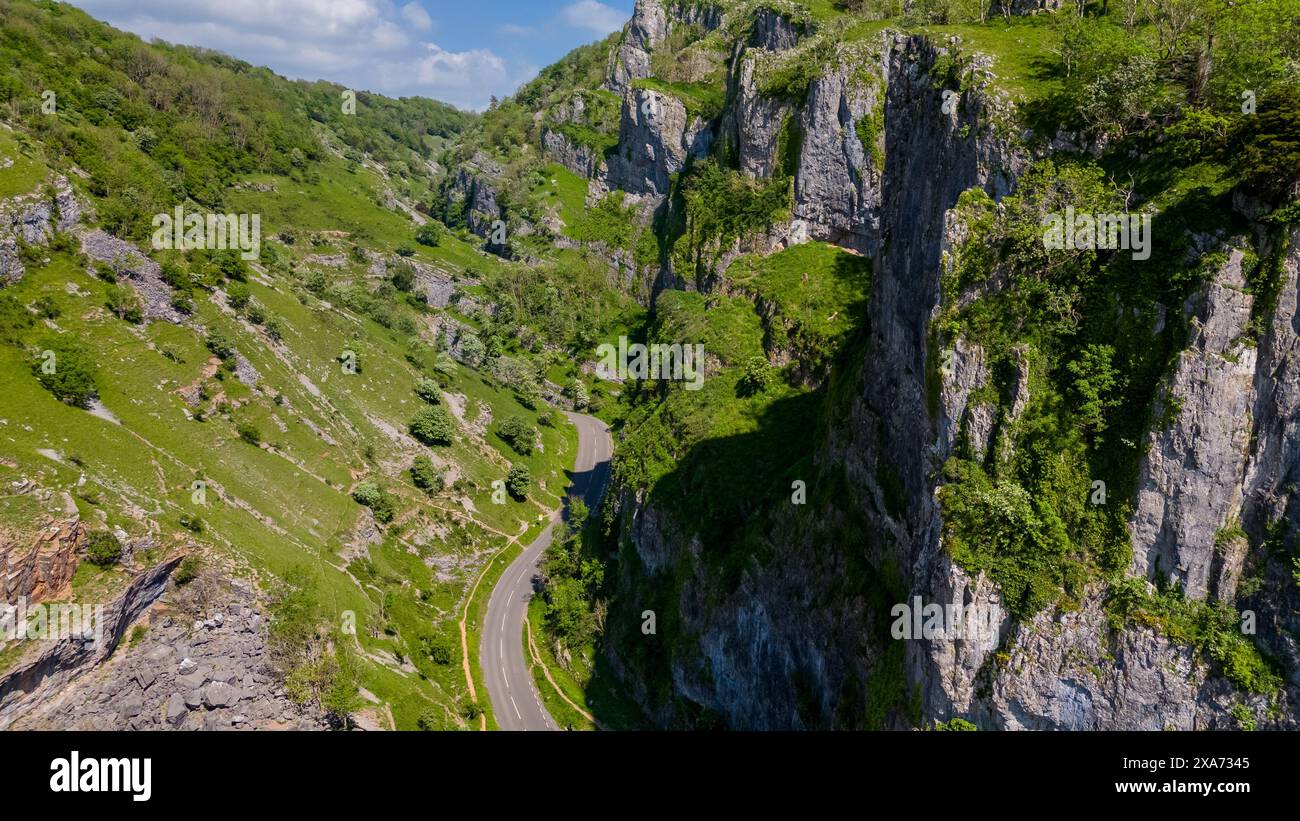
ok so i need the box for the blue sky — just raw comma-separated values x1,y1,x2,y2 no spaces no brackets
68,1,635,110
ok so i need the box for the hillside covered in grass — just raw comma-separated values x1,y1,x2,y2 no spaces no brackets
0,0,645,730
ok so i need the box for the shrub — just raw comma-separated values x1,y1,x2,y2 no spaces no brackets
236,421,262,446
174,555,201,586
227,281,251,310
105,284,143,323
33,295,60,319
413,378,441,404
409,406,454,446
419,634,454,665
410,455,443,493
206,330,236,360
497,415,536,455
351,480,396,523
33,335,97,408
934,718,977,731
85,530,122,566
506,465,531,500
92,260,117,283
739,356,772,395
416,221,445,247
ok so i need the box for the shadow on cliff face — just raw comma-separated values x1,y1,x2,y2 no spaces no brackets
600,296,910,728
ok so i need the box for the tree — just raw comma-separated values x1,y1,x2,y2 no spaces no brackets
226,281,251,310
457,332,485,367
416,221,445,247
206,330,236,360
33,335,97,408
86,530,122,566
390,261,415,293
496,415,536,455
236,421,262,446
413,378,441,404
409,406,454,446
506,465,531,500
351,480,395,523
740,356,772,396
419,634,454,665
569,378,589,410
105,284,143,323
1228,86,1300,204
1068,344,1123,436
409,454,443,492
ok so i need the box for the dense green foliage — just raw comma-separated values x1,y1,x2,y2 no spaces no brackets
408,406,454,446
32,334,97,408
85,529,122,566
496,415,536,455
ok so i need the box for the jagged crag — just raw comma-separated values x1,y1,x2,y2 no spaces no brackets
453,0,1300,730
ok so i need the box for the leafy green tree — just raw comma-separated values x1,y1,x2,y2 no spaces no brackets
740,356,772,395
416,221,445,247
227,281,251,310
206,330,236,360
1067,344,1123,436
351,480,396,523
457,332,485,367
506,464,531,500
85,530,122,566
237,421,262,446
33,335,97,408
105,284,143,323
935,718,977,731
1228,86,1300,204
413,378,441,404
419,634,454,665
409,455,443,492
497,415,536,455
409,406,454,446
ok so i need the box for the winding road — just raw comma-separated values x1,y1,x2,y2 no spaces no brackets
480,411,612,731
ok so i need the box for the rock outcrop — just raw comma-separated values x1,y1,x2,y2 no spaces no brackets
1,515,82,603
1130,249,1257,599
0,174,81,284
10,581,325,731
79,228,184,323
601,86,713,200
0,555,183,729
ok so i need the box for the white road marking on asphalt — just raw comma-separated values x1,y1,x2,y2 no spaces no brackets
510,696,521,719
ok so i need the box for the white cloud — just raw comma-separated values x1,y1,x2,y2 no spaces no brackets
561,0,625,35
400,2,433,32
67,0,525,109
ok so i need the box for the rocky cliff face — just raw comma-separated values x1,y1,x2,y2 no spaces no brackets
1240,229,1300,693
0,555,183,729
443,153,507,253
1130,250,1256,600
606,0,725,95
10,577,325,731
1,513,82,604
601,87,714,201
0,174,81,284
598,1,1298,730
606,26,1030,728
542,128,602,179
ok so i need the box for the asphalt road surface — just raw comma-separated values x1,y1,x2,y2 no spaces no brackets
480,411,612,731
